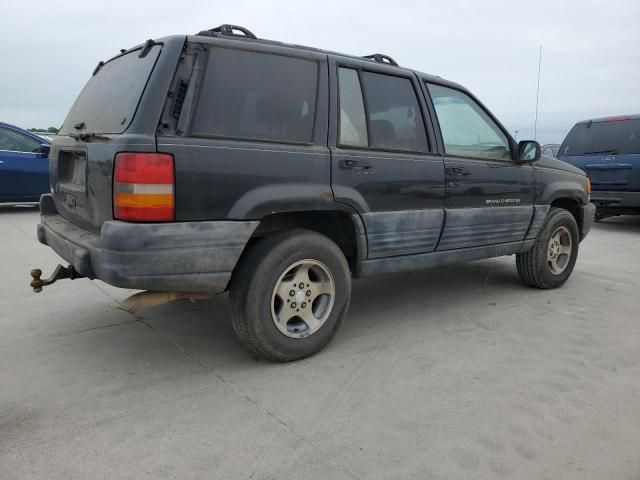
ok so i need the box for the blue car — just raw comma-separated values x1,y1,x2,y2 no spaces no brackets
558,115,640,219
0,122,51,203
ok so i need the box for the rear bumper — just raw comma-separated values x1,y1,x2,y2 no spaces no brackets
37,194,258,292
578,202,596,240
590,191,640,208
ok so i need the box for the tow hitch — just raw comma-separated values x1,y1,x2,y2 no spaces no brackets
30,265,85,293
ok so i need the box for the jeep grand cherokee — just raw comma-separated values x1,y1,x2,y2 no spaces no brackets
33,25,596,361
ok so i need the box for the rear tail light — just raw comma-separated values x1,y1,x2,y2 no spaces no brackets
586,177,591,202
113,152,175,222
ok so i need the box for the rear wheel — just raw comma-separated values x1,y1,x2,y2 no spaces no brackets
516,207,579,289
228,229,351,362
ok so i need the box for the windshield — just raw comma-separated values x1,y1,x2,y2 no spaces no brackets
59,46,162,135
559,119,640,156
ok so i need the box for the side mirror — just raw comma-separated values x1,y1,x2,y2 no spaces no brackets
36,143,51,158
518,140,541,163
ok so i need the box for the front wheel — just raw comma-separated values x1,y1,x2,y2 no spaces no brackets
228,229,351,362
516,207,580,289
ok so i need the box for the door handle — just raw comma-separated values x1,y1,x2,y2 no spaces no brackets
446,166,469,176
340,159,372,170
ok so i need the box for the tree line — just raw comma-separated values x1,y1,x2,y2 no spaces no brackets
28,127,59,133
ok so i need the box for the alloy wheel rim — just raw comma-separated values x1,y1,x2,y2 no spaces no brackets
270,259,335,338
547,226,572,275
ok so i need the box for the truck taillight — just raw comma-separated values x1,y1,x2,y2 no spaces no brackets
113,153,175,222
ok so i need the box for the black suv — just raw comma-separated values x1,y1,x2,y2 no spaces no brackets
35,25,595,361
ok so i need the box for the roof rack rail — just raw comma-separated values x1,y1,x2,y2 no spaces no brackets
196,24,257,39
363,53,398,67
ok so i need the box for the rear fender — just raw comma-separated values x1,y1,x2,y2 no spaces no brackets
228,183,340,219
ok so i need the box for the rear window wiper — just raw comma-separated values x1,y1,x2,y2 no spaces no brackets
581,149,617,155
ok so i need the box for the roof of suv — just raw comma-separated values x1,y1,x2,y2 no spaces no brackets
575,114,640,124
183,26,466,92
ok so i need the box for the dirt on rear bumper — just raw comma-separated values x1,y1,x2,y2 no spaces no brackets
37,194,258,292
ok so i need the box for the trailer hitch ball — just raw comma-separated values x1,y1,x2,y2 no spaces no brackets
30,265,84,293
30,269,44,293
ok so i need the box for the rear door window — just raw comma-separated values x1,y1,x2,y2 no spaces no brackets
192,48,318,144
337,69,428,152
360,72,428,152
559,119,640,156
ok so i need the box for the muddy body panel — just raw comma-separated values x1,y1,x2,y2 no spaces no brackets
38,194,258,292
37,29,593,295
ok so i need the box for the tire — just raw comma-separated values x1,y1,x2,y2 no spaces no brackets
228,229,351,362
516,207,580,289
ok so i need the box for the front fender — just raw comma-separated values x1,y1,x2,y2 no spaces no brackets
534,169,588,205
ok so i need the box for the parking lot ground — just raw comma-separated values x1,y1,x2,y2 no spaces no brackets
1,206,639,480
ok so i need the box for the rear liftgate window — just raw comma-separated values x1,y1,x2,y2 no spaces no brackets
560,119,640,156
192,48,318,144
60,46,162,135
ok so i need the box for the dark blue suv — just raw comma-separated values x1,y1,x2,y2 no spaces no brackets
558,115,640,219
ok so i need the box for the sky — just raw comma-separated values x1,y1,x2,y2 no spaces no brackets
1,0,638,144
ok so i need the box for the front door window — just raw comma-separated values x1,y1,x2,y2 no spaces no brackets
427,83,511,161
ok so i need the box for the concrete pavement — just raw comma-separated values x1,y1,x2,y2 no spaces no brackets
1,206,639,479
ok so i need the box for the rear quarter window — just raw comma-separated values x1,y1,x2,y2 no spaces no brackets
191,48,318,144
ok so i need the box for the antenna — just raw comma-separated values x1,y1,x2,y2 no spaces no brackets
534,45,542,141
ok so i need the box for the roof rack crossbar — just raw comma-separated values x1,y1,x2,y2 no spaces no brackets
363,53,398,67
196,24,257,39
